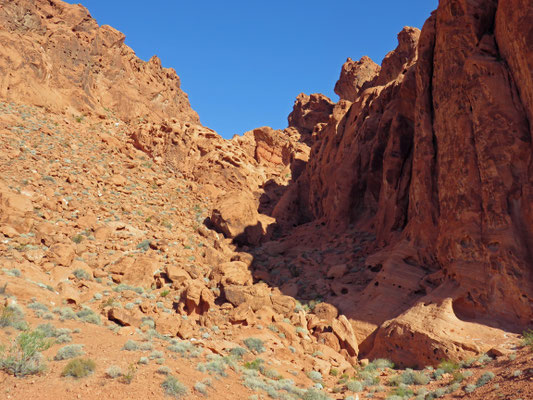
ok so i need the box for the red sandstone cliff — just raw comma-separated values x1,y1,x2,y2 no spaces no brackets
272,0,533,365
0,0,199,123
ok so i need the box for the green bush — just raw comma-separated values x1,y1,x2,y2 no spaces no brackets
0,304,27,330
0,330,52,376
437,360,460,373
161,375,188,398
61,358,95,378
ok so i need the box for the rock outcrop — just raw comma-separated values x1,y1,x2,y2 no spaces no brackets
271,0,533,366
0,0,199,123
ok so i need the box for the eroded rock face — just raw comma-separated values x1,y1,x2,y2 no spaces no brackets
288,93,335,137
0,0,199,123
273,0,533,366
334,56,380,102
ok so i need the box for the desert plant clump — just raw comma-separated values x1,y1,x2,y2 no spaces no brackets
464,383,477,393
302,388,330,400
522,329,533,349
0,303,28,330
0,330,52,377
194,381,208,395
123,340,139,351
76,307,101,325
161,375,188,398
157,365,172,375
72,268,91,280
307,370,323,383
167,340,202,358
61,358,95,378
476,371,495,387
197,354,228,377
138,356,149,365
229,346,247,358
366,358,395,371
120,363,137,384
346,379,364,392
54,344,84,360
106,365,122,378
243,337,265,353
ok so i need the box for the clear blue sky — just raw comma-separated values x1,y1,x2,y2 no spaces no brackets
65,1,437,138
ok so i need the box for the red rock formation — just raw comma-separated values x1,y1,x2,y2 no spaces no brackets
0,0,199,123
334,56,380,102
274,0,533,365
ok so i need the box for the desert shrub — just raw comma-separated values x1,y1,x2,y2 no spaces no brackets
0,303,27,330
476,371,495,387
522,329,533,349
229,346,247,358
394,369,430,385
138,357,149,365
389,384,414,397
197,355,227,377
477,353,492,364
244,358,264,371
73,269,91,280
120,363,136,384
150,350,164,359
194,381,208,395
346,380,364,392
437,360,460,373
263,368,282,380
302,388,330,400
138,341,153,351
53,306,77,321
464,384,476,393
366,358,394,371
27,302,49,312
123,340,139,351
167,340,201,358
357,370,380,386
157,365,171,375
55,344,84,360
307,370,323,382
61,358,95,378
106,365,122,378
76,307,101,325
243,337,265,353
161,375,188,398
0,330,51,376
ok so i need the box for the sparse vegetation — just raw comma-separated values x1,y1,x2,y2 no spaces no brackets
61,358,95,378
522,329,533,349
54,344,84,360
123,340,139,351
0,330,52,376
161,375,188,398
243,337,265,353
476,371,495,387
106,365,122,378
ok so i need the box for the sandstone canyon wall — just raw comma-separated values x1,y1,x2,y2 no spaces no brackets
272,0,533,364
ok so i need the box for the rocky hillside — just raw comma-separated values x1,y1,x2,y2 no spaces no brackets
0,0,532,399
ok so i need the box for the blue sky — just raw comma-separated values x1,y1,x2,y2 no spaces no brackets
65,1,438,138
